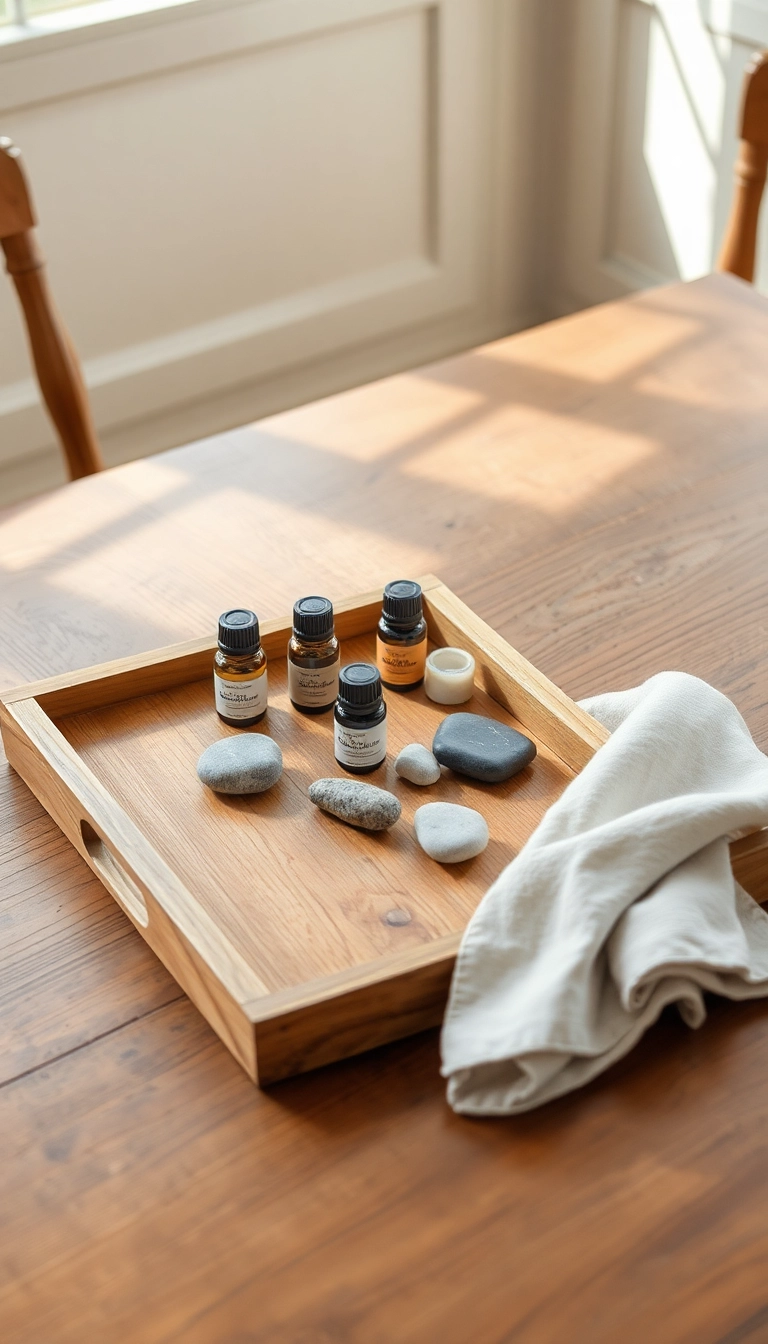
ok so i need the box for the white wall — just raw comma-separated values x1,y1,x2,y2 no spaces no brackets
4,0,759,504
0,0,547,500
547,0,768,317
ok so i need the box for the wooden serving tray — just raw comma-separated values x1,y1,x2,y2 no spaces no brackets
3,575,768,1085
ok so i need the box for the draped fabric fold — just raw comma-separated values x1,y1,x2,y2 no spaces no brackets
441,673,768,1115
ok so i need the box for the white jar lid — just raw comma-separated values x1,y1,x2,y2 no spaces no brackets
424,647,475,705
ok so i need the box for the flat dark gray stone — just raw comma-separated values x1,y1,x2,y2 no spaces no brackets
432,713,536,783
197,734,283,794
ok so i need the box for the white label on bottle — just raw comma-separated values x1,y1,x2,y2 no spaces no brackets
214,668,268,720
287,656,340,708
334,718,387,768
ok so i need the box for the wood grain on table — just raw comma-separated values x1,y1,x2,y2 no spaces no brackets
3,273,768,1342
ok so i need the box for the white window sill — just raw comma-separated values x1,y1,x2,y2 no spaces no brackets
0,0,394,108
703,0,768,44
632,0,768,44
0,0,252,59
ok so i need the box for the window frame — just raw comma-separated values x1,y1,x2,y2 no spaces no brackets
1,0,228,53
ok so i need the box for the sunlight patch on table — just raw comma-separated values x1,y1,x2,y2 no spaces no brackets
0,459,188,572
257,375,485,462
47,488,435,619
402,413,658,512
478,308,700,385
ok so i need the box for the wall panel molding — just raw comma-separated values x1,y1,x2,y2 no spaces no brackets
0,0,431,114
0,0,538,479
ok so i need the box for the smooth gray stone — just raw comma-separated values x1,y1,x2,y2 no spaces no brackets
197,734,283,794
432,712,536,783
394,743,441,786
414,802,489,863
309,778,401,830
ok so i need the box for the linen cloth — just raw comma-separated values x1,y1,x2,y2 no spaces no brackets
440,672,768,1115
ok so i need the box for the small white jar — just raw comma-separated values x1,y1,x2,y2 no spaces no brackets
424,647,475,705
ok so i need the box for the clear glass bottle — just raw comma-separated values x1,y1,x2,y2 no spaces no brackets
287,596,340,715
376,580,428,692
334,663,387,774
213,608,268,727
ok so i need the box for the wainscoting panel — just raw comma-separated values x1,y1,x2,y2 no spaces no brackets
0,0,541,489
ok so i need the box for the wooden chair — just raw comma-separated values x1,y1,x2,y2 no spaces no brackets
718,51,768,282
0,137,102,479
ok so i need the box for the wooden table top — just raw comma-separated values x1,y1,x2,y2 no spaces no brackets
3,272,768,1343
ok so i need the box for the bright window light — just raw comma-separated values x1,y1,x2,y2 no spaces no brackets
1,0,188,25
24,0,104,12
643,7,720,278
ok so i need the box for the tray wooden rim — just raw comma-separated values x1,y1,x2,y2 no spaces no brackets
3,574,767,1085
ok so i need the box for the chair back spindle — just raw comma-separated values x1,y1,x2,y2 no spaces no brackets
0,137,102,479
718,52,768,283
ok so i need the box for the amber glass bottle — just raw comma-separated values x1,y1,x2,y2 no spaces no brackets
287,596,340,714
376,580,428,691
213,608,268,727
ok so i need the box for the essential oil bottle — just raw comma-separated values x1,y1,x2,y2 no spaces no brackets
287,596,340,715
334,663,387,774
376,580,428,691
213,608,268,727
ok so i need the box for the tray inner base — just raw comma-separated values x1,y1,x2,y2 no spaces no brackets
58,633,575,994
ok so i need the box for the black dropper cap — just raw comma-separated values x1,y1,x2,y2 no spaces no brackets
382,580,423,630
218,608,260,655
293,596,334,641
338,663,382,714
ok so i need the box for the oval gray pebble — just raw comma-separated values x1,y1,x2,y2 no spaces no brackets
414,801,489,863
394,743,441,786
309,778,401,831
197,734,283,795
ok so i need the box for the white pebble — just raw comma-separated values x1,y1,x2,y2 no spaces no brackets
414,802,489,863
394,743,441,787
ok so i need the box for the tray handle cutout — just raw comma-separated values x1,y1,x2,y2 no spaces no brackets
81,821,149,928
